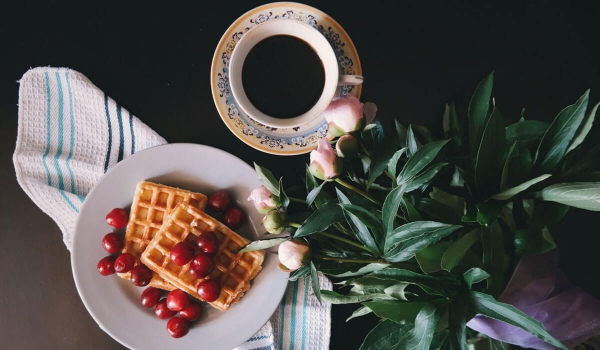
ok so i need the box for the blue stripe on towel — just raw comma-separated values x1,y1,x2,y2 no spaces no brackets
248,335,271,342
301,280,309,349
103,94,113,173
129,111,136,154
290,281,299,349
116,104,124,162
64,69,82,202
42,70,53,186
252,346,275,350
53,71,65,191
278,290,286,350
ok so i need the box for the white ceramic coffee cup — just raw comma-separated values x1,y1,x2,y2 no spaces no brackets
228,19,363,129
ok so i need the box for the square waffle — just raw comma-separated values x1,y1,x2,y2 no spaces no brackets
118,181,208,290
140,202,265,311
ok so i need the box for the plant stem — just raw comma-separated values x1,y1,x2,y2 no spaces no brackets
288,197,307,205
335,178,383,206
311,253,387,264
288,222,372,253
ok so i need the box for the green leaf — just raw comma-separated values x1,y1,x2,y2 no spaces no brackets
431,330,450,350
237,237,289,252
310,261,322,303
254,162,280,196
456,166,478,199
347,306,373,322
499,142,518,192
382,185,406,234
444,102,467,156
449,300,468,350
288,264,310,281
306,181,325,207
401,304,441,350
469,291,568,349
564,142,600,176
417,198,463,225
359,319,413,350
491,174,552,200
362,300,429,323
539,182,600,210
385,221,461,257
474,103,506,198
383,283,410,301
441,228,480,272
319,290,391,304
294,200,344,237
278,178,290,210
401,197,423,222
514,226,556,255
415,241,451,274
463,268,491,288
505,120,549,143
330,263,390,278
406,124,420,157
469,72,494,156
387,147,408,178
566,101,599,154
337,190,382,255
398,140,449,185
368,137,399,190
507,143,534,188
476,201,504,226
481,222,505,296
535,90,590,174
429,187,465,219
404,162,449,193
395,120,408,147
368,268,455,297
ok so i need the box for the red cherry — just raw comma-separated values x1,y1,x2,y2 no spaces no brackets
97,256,117,276
207,190,232,212
196,231,219,254
114,253,135,273
130,265,153,287
169,242,195,266
167,317,189,338
222,207,245,230
179,301,202,322
166,289,189,312
189,253,215,279
155,298,177,319
102,232,124,254
141,287,162,308
106,208,129,229
197,279,221,302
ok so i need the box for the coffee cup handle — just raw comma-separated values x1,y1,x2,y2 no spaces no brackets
338,75,364,86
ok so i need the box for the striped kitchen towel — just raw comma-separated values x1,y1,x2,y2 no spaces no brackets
13,67,331,350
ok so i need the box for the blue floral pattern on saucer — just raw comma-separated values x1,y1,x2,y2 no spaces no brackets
211,2,362,156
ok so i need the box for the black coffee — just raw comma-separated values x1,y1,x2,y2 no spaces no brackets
242,35,325,119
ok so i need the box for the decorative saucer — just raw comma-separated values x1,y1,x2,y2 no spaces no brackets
211,1,362,156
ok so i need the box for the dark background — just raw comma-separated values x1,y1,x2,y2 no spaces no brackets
1,1,599,349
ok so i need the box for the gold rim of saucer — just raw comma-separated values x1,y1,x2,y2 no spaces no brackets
210,1,362,156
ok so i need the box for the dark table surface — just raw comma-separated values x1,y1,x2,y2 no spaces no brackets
2,1,600,349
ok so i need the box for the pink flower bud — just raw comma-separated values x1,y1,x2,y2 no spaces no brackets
248,185,280,214
278,239,310,272
309,137,343,181
335,134,358,158
323,94,365,137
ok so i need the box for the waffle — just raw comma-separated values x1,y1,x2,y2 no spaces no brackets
140,202,265,311
118,181,208,290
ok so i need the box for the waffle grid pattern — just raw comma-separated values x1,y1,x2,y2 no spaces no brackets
118,181,207,289
141,202,265,311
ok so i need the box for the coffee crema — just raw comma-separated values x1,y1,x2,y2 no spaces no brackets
241,35,326,120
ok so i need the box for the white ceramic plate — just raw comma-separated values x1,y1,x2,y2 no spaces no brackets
71,143,288,350
211,2,362,156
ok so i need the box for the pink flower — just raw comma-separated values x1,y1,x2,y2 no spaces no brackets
309,137,343,181
278,239,310,272
248,185,280,214
323,94,377,136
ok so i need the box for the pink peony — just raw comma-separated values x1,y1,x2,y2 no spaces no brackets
248,185,279,214
323,94,366,137
309,137,343,181
278,239,310,272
